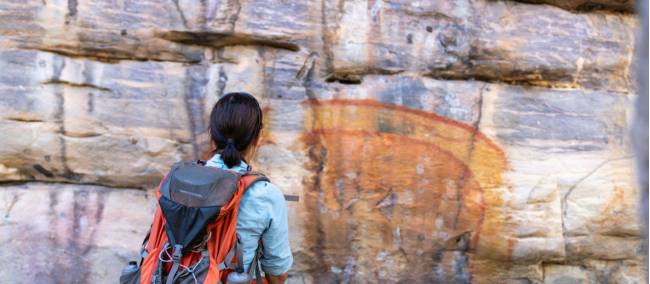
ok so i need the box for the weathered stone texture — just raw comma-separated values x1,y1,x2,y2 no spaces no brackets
327,0,636,91
0,183,155,283
0,0,644,283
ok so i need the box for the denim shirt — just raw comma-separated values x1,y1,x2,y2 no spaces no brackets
205,154,293,275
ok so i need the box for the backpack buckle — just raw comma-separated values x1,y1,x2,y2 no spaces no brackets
172,244,183,261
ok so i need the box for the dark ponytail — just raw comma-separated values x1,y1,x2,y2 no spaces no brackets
209,92,263,168
222,137,241,169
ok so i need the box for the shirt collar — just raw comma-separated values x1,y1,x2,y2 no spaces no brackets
205,153,250,174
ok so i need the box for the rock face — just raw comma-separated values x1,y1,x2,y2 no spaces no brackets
0,0,644,283
0,183,155,283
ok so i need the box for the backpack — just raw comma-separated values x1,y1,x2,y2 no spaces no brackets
120,160,269,284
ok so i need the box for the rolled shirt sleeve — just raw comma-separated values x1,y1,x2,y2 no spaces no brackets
236,181,293,276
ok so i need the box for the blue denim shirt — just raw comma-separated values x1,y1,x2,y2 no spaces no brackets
205,154,293,275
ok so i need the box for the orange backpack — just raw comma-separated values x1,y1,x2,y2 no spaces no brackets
120,160,268,284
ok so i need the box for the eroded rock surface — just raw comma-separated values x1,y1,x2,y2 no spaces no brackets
0,183,155,283
0,0,644,283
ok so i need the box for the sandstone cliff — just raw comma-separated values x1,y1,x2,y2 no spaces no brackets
0,0,644,283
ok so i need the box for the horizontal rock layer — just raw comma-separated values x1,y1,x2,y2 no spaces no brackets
517,0,635,12
327,0,637,91
0,0,644,283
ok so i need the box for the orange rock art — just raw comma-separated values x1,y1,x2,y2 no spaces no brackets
302,99,508,282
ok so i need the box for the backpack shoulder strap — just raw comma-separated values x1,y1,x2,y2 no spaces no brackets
240,173,270,192
240,173,300,202
241,172,300,202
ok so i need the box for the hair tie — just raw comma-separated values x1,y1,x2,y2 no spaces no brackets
226,138,234,145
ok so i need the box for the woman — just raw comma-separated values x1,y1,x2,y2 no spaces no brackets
205,92,292,283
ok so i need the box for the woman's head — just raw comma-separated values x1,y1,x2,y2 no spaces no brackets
209,92,263,168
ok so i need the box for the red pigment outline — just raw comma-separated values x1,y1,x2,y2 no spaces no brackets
303,99,511,281
306,99,507,160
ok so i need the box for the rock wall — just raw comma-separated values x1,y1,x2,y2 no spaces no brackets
0,0,644,283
